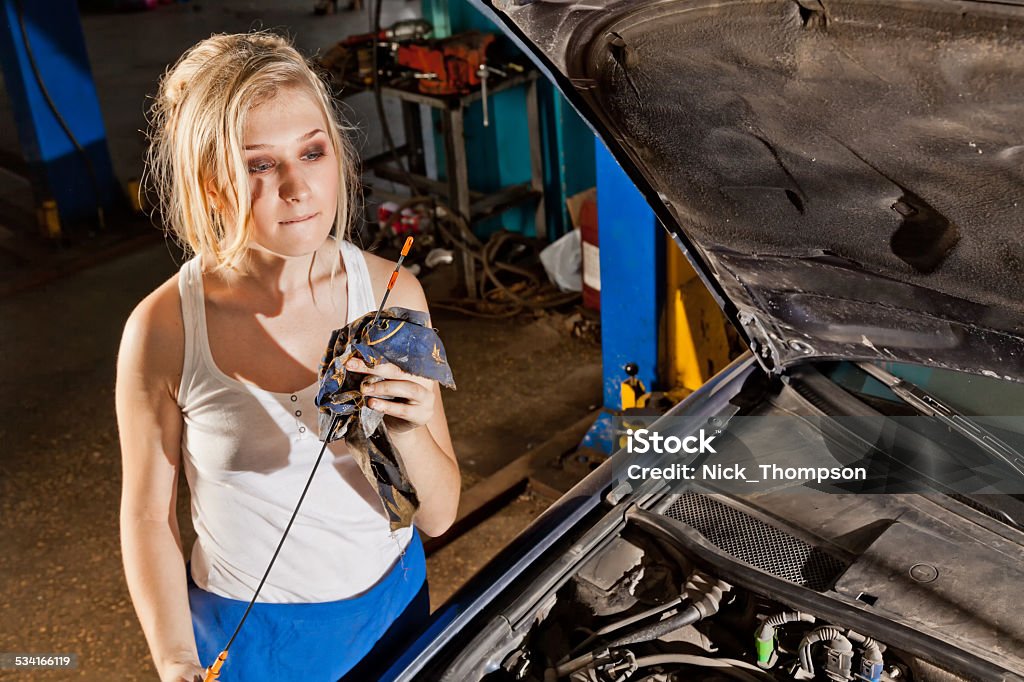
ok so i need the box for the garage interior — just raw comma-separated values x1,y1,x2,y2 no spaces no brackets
0,0,738,677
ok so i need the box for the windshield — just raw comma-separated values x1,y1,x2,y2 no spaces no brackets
820,360,1024,527
823,361,1024,419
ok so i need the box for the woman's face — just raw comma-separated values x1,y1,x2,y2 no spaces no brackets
241,86,340,259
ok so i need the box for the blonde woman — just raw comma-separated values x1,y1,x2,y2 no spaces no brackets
115,32,459,682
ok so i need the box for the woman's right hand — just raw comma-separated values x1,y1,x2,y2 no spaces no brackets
160,660,206,682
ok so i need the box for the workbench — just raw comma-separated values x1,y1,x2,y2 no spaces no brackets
337,69,545,296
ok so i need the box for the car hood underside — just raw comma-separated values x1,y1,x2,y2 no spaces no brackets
479,0,1024,380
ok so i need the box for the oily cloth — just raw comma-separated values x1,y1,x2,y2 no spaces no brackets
189,529,428,681
315,307,456,531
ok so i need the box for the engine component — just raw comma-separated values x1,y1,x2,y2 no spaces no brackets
754,611,816,669
798,627,853,680
603,571,730,648
574,537,645,616
474,511,930,682
848,631,884,682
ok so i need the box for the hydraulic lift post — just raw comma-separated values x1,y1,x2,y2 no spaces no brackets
0,0,119,236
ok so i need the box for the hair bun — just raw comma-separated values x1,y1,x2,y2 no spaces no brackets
158,33,297,110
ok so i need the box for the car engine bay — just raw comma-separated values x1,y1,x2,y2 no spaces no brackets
490,524,922,682
440,483,1024,682
422,367,1024,682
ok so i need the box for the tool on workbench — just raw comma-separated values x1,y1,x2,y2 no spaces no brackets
345,19,433,46
317,20,433,86
396,31,496,95
477,63,505,127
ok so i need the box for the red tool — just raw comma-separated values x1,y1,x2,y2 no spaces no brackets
397,31,496,95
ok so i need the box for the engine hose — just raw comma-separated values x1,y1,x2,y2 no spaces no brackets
553,572,731,681
846,629,883,652
564,596,689,659
765,611,815,628
630,655,775,682
798,626,850,675
603,604,702,648
755,611,815,668
847,630,884,682
554,650,609,678
606,571,729,648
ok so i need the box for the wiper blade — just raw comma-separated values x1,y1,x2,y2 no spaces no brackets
856,362,1024,482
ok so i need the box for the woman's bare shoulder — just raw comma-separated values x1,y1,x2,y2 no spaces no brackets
360,248,428,312
118,272,185,392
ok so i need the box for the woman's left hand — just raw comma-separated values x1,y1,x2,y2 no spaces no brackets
347,357,436,435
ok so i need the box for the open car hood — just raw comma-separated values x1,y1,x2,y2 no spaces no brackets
474,0,1024,380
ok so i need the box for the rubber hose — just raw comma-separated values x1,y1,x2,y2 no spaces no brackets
765,611,815,628
631,655,775,682
798,626,849,675
603,605,702,647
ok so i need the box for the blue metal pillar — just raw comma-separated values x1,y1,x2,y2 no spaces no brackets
581,141,662,453
0,0,120,233
596,140,662,410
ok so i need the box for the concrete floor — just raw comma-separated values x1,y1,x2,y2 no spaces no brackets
0,241,601,680
0,4,603,677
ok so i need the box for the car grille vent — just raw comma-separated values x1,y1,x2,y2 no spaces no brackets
661,493,847,591
947,493,1020,528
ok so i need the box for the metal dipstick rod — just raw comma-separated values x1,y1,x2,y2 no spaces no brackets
203,238,414,680
371,235,414,328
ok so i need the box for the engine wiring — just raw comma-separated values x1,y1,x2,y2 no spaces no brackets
500,534,905,682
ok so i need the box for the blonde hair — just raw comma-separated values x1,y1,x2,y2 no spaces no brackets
145,31,358,271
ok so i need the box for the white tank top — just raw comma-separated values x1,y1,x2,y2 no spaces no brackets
176,240,414,603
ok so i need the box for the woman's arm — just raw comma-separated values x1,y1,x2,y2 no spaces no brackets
374,375,459,538
116,280,204,682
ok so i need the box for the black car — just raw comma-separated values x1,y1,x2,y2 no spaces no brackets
387,1,1024,680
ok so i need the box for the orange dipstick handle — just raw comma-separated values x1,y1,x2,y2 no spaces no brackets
203,651,227,682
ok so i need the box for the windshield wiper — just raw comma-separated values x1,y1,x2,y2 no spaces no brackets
855,362,1024,482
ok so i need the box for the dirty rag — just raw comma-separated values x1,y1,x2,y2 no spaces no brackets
315,307,455,531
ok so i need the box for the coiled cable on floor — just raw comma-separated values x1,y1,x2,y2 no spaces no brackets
374,195,581,318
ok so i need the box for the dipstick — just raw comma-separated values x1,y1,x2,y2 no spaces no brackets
203,651,227,682
370,236,414,329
